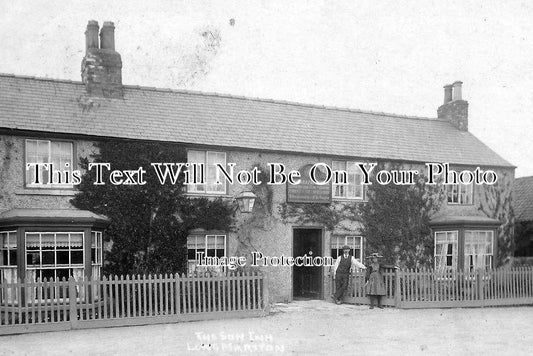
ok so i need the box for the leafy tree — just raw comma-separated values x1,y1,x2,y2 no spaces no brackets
360,164,445,268
71,140,234,276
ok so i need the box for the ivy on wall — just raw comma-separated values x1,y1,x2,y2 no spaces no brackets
279,162,445,268
71,139,234,276
360,171,446,268
279,202,361,231
233,164,275,270
478,170,515,266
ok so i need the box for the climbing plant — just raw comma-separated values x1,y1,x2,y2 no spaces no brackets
71,139,234,276
360,163,446,268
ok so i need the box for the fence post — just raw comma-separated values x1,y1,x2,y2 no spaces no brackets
478,269,485,307
262,273,270,315
69,277,79,329
394,269,401,308
175,273,181,314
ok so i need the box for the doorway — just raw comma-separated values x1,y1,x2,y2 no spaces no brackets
292,228,323,299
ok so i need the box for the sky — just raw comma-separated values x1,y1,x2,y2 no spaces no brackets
1,0,532,177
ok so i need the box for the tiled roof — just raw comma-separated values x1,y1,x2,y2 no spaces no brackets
515,176,533,222
0,208,110,226
0,74,513,167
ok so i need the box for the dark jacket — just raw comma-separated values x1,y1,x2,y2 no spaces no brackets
365,263,396,282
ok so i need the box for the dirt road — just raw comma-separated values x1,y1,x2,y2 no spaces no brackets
1,300,532,355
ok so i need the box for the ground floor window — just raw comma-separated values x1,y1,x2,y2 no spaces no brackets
464,230,493,271
91,231,103,279
26,232,85,281
0,231,17,282
187,234,226,274
331,235,363,260
434,228,495,272
434,231,458,272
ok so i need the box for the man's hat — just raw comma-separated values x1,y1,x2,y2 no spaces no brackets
366,252,383,259
341,245,351,251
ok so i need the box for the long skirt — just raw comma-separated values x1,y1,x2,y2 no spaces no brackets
365,271,386,296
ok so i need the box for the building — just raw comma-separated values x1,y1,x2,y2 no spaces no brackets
514,176,533,261
0,21,514,302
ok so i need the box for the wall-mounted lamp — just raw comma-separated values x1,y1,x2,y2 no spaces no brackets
235,191,257,213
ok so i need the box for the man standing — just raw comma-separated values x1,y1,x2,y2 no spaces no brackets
332,245,366,304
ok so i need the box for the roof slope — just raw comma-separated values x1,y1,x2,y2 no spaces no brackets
515,176,533,222
0,74,512,167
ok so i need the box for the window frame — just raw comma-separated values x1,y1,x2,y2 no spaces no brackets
331,161,366,201
0,230,18,285
446,183,473,205
434,230,459,272
25,231,85,281
186,150,227,195
187,234,227,274
330,235,363,261
464,230,494,271
433,226,497,273
24,138,75,189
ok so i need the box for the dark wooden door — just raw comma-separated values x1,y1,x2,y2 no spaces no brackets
293,228,322,299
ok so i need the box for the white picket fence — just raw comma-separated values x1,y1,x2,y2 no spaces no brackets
0,271,269,335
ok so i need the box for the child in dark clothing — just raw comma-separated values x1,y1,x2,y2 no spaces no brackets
365,252,397,309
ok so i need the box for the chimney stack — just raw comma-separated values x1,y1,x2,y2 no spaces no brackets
100,21,115,50
443,84,453,104
81,20,123,99
437,81,468,131
85,20,99,51
452,81,463,101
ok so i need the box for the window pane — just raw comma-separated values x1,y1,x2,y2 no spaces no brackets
27,252,40,266
188,249,197,260
332,161,346,198
216,235,225,249
42,251,55,265
71,250,84,264
70,233,83,248
331,236,340,249
26,233,40,248
56,233,69,247
57,250,70,265
41,233,55,248
26,140,51,185
8,251,17,266
42,269,55,281
207,152,226,193
332,161,345,171
187,150,206,193
55,269,70,281
206,235,217,249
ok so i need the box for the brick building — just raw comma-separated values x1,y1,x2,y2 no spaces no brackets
0,21,514,302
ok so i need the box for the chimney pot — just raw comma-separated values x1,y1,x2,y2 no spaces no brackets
438,81,468,131
100,21,115,50
82,20,122,99
452,81,463,101
85,20,99,51
443,84,453,104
